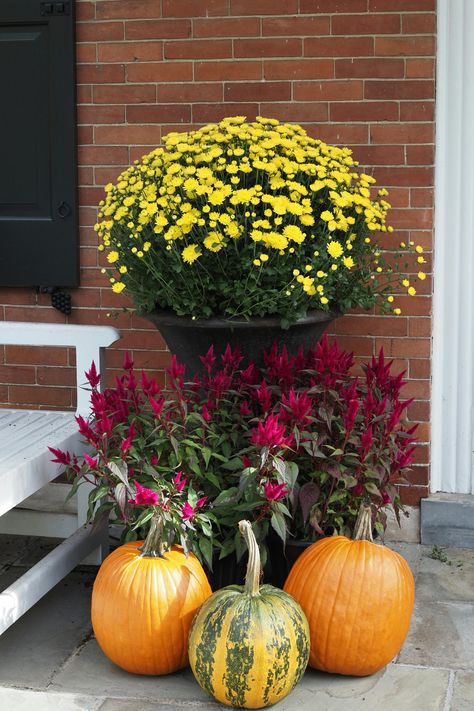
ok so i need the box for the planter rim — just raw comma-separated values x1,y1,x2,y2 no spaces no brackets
144,308,341,330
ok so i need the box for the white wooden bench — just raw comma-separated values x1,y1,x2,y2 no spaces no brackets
0,321,120,634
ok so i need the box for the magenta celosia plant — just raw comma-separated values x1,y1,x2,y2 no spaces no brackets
50,336,417,569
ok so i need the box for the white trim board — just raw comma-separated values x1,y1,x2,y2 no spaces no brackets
432,0,474,493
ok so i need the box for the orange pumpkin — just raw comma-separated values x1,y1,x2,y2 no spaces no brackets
91,514,212,675
284,505,415,676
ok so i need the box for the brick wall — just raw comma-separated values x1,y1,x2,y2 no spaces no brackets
0,0,435,504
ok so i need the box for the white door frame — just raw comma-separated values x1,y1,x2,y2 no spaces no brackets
431,0,474,494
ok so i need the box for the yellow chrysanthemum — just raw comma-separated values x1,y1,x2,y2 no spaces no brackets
112,282,126,293
343,256,355,269
107,251,120,264
283,224,305,244
327,241,343,259
182,244,201,264
418,272,426,280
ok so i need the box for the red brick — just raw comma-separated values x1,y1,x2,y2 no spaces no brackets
365,80,434,100
370,123,434,144
261,102,328,122
371,166,433,187
94,124,162,145
231,0,298,14
335,58,404,79
162,0,228,16
402,379,430,400
129,145,161,162
127,62,193,83
355,145,405,166
98,41,163,62
77,126,93,145
193,18,260,38
125,20,191,40
332,13,401,35
79,146,129,166
301,0,367,11
262,16,330,36
305,37,374,57
164,40,232,60
375,36,435,57
408,318,431,337
4,307,66,324
76,2,95,20
76,63,125,84
294,79,363,102
400,102,435,122
96,0,162,19
406,145,434,165
402,13,436,34
76,21,124,42
375,337,430,358
264,58,333,80
77,104,125,125
378,187,410,208
79,167,94,185
79,206,100,227
157,83,223,102
330,101,399,122
0,365,36,385
311,124,368,144
406,58,435,78
9,385,72,409
76,43,97,63
403,467,429,487
409,359,431,379
93,84,156,104
388,208,432,229
332,336,374,358
79,247,99,267
193,103,259,123
79,187,105,205
410,188,434,208
399,485,429,507
408,400,430,422
225,82,291,102
195,60,262,81
127,104,192,123
77,85,92,104
37,367,76,387
119,329,172,352
5,346,68,367
235,38,302,58
370,0,434,9
333,315,408,337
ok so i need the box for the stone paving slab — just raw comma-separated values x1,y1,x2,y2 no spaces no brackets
0,568,94,688
451,671,474,710
0,688,103,711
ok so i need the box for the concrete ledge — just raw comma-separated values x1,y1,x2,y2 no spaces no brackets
421,493,474,548
384,506,420,543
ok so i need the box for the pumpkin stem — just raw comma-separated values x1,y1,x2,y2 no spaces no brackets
239,520,261,596
353,504,374,542
138,512,166,558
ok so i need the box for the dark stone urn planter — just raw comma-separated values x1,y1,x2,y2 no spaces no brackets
144,308,339,375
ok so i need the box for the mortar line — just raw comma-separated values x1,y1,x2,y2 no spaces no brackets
443,670,456,711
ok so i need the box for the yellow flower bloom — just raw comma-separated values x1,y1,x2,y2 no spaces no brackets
343,256,355,269
253,258,261,266
415,245,424,254
283,224,305,244
107,251,120,263
182,244,201,264
260,254,269,262
327,240,343,259
204,231,225,252
418,271,426,280
394,308,402,315
408,286,416,296
112,282,126,293
402,279,410,287
320,296,329,305
387,296,394,303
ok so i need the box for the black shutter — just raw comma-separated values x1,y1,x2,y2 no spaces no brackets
0,1,78,287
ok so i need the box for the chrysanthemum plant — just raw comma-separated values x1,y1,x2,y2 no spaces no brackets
51,339,417,569
96,116,425,325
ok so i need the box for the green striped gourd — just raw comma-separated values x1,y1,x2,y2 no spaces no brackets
188,520,310,708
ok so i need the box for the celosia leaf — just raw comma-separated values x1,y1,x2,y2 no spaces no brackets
108,460,129,487
270,511,287,544
299,482,321,524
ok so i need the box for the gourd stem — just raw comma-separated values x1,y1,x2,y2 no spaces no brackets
138,512,166,557
239,520,261,597
353,504,374,542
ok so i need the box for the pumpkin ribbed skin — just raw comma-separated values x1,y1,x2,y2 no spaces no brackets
284,535,415,676
91,541,212,675
188,583,310,708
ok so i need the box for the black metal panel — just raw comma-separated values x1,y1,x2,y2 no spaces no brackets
0,0,78,287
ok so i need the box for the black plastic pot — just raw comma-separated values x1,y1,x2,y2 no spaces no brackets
144,308,339,375
267,536,314,588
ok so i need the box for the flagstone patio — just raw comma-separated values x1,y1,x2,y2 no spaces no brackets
0,534,473,710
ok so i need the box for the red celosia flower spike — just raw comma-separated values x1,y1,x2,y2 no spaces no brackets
85,361,101,389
